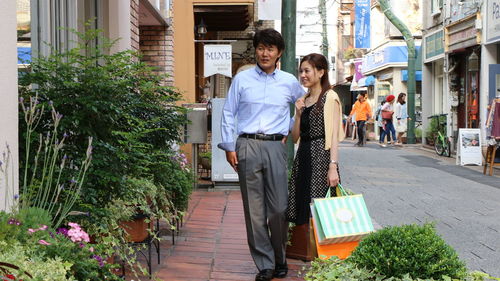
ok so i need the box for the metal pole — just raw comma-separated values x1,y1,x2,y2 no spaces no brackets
378,0,416,144
319,0,329,57
282,0,297,168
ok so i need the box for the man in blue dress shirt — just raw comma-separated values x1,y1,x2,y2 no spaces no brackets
218,29,305,281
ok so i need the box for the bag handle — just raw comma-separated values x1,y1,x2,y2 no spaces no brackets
326,184,349,198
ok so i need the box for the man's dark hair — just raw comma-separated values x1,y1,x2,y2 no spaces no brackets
253,28,285,52
359,92,367,98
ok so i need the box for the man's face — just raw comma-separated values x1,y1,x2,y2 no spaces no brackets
358,94,365,102
255,43,282,74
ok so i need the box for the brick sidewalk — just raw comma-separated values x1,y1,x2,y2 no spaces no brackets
153,190,308,281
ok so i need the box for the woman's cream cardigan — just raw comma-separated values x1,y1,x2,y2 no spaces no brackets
323,89,345,150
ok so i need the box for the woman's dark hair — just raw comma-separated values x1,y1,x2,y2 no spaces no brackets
300,53,331,113
253,28,285,52
397,92,406,105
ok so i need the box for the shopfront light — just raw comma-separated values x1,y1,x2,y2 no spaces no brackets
468,51,479,72
197,19,207,38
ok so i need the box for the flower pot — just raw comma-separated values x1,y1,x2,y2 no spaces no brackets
200,157,211,170
119,215,150,242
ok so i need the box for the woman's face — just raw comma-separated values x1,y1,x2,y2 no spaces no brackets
299,61,323,89
402,94,406,102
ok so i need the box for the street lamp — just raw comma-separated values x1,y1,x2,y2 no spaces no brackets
196,18,207,39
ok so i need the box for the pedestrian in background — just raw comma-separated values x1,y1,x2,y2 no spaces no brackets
349,93,371,146
376,101,390,147
381,94,397,145
287,53,345,227
395,92,409,146
218,28,305,281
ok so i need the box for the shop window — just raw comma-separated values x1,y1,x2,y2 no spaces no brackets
31,0,103,57
431,0,443,15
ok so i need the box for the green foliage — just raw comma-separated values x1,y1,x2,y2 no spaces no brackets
0,211,119,281
304,257,498,281
0,207,51,243
0,241,73,281
425,115,446,140
415,127,422,139
18,26,189,211
18,96,93,228
349,223,467,280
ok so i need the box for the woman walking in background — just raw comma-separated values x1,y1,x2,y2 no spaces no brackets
394,93,409,146
286,53,345,226
381,94,397,145
376,101,390,147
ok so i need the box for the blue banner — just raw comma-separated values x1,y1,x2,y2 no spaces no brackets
355,0,371,49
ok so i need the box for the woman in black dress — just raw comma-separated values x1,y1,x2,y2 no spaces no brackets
286,53,345,225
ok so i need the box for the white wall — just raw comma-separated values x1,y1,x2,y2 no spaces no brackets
0,2,19,212
108,0,132,53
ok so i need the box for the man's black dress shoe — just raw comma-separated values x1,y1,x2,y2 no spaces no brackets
255,269,274,281
273,262,288,278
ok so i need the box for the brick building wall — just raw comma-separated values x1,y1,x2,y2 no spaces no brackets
130,0,140,51
139,25,175,85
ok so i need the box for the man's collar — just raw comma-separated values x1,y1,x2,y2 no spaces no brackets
255,64,278,77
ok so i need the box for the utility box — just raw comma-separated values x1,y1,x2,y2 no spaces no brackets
183,104,208,144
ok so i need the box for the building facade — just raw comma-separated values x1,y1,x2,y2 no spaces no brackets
0,2,19,212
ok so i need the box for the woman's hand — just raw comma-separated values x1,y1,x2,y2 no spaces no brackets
295,98,305,116
327,164,339,187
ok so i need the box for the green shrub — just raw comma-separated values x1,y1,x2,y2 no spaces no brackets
304,257,381,281
349,223,467,280
0,241,73,281
304,257,496,281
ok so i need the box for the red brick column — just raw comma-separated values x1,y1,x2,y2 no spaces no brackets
130,0,140,51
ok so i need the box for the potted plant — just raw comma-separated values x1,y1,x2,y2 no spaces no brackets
199,151,211,170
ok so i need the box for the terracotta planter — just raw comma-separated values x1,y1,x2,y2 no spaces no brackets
119,216,150,242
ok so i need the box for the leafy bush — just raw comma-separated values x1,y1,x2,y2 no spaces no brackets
0,241,73,281
349,223,467,280
18,27,189,211
304,256,497,281
304,257,381,281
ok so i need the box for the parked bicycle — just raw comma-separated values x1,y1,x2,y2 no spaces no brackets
428,114,451,157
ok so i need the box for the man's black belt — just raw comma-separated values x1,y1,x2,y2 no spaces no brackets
240,133,285,141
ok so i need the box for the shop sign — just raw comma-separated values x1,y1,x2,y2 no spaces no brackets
486,0,500,44
445,14,480,52
449,0,480,22
204,45,232,78
457,128,482,166
424,30,444,62
362,45,421,75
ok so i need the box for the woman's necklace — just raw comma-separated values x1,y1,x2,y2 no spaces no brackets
305,90,321,107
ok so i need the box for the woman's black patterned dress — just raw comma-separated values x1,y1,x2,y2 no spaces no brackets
286,94,339,225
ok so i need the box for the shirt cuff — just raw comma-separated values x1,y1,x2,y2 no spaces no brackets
218,142,236,152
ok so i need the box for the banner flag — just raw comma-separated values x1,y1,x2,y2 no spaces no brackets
355,0,371,49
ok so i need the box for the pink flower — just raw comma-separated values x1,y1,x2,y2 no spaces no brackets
67,222,90,243
39,225,48,230
28,228,36,234
89,247,94,252
38,239,51,245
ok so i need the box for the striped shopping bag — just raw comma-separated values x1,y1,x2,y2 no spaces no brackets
311,185,374,245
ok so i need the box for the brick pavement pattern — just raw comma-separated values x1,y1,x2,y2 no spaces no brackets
339,142,500,277
154,191,308,281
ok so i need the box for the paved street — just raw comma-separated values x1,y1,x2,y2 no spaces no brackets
340,141,500,276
